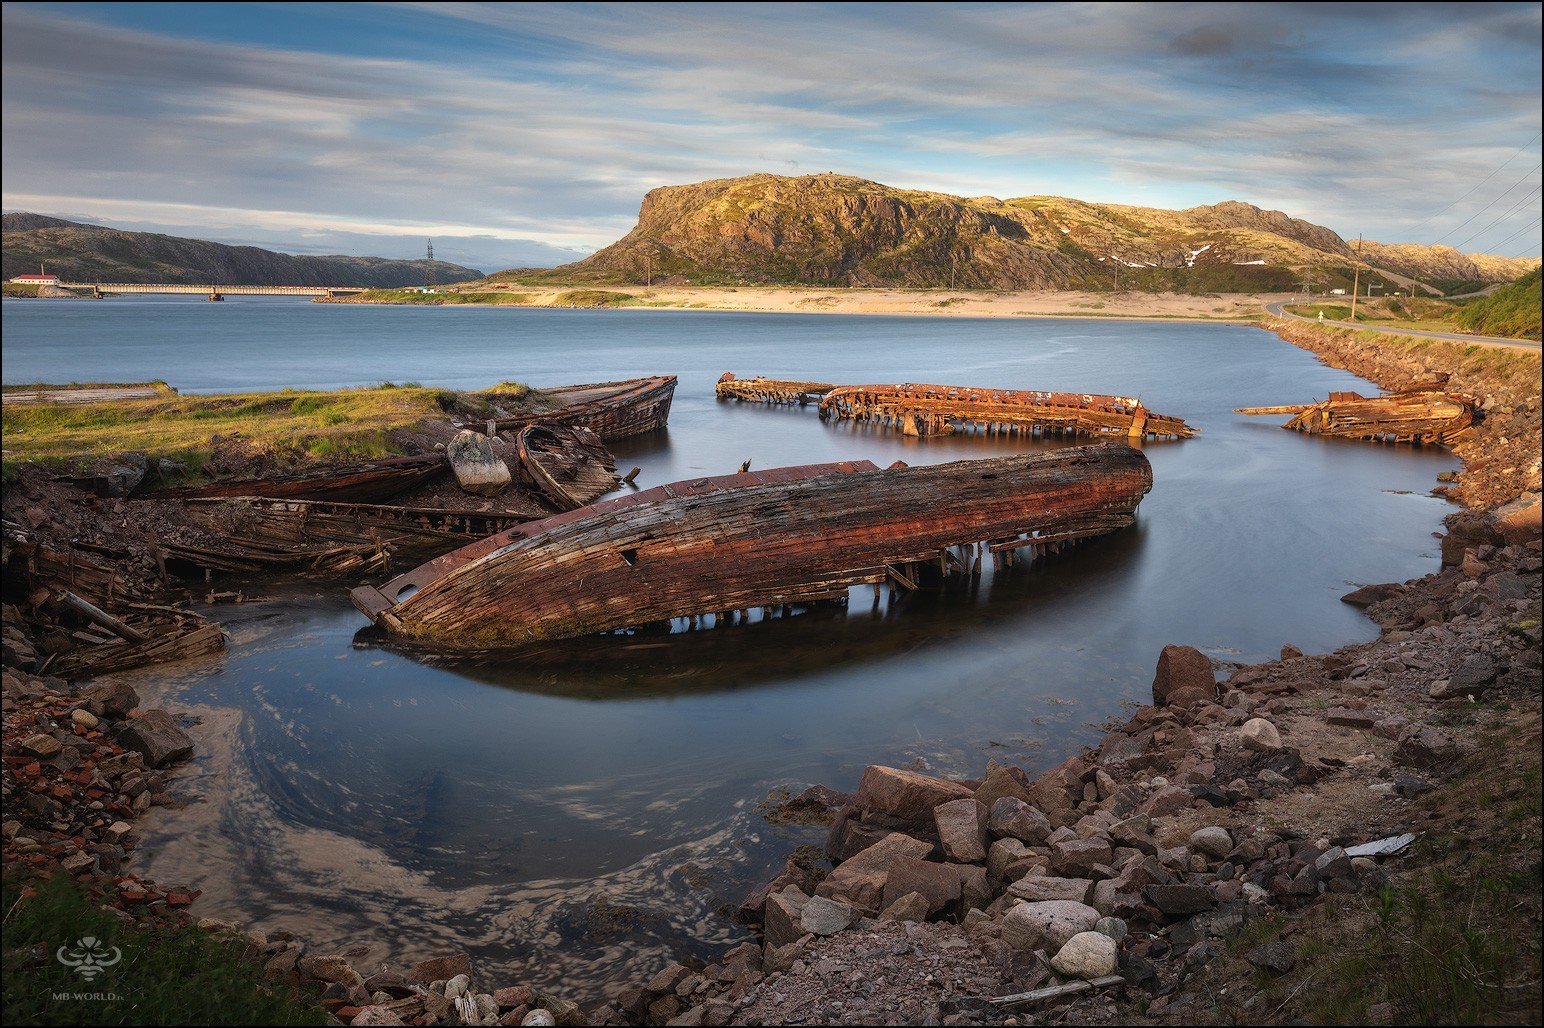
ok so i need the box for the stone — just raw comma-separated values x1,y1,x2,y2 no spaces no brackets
764,886,811,948
493,986,535,1011
973,759,1035,809
447,430,511,495
81,679,141,718
880,891,930,922
1280,644,1303,660
18,733,61,759
1495,494,1543,545
1394,773,1435,800
855,765,971,821
1094,916,1127,943
1340,583,1402,607
1144,884,1215,917
1396,725,1457,769
987,797,1052,843
351,1006,407,1026
116,709,193,767
816,832,932,912
71,708,100,729
521,1012,556,1027
958,864,993,910
1051,837,1112,877
1326,707,1378,729
1441,511,1502,566
799,896,856,936
1246,940,1297,973
1049,931,1118,980
1189,826,1233,859
880,855,961,915
987,837,1031,879
409,953,473,984
1151,644,1217,707
299,954,364,989
933,798,989,863
1008,875,1093,904
1239,718,1282,751
1140,785,1195,817
1000,900,1100,952
1448,654,1500,696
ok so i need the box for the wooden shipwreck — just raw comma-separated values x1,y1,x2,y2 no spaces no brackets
513,423,620,510
351,443,1153,648
478,375,678,439
818,382,1195,440
159,453,446,503
716,373,837,406
1235,386,1475,445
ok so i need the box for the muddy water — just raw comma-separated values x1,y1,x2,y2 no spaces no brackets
4,297,1457,994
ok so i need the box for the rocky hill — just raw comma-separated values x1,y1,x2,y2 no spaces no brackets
1359,240,1538,289
2,214,483,288
535,173,1535,292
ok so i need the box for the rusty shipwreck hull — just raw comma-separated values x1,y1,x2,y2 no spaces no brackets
716,372,838,406
1235,388,1475,445
817,382,1195,440
351,443,1153,648
479,376,677,440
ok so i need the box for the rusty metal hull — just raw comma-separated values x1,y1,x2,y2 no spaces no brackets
716,372,837,406
1235,389,1474,445
351,444,1153,648
817,382,1195,440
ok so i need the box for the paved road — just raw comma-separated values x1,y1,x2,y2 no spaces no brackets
1264,300,1541,351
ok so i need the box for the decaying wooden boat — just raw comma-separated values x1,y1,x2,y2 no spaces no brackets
513,423,620,510
479,375,678,439
158,453,446,503
1235,387,1475,445
351,443,1153,648
716,372,838,406
818,382,1196,440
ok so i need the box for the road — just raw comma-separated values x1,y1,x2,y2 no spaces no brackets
1264,300,1541,351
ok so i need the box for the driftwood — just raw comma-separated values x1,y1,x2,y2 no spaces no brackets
716,372,838,406
158,453,447,503
989,974,1125,1011
1235,388,1475,445
352,444,1154,648
818,382,1196,440
477,376,677,440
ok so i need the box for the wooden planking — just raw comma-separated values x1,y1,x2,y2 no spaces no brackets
513,423,620,510
818,382,1195,440
716,372,838,406
1236,387,1475,445
480,376,677,440
355,445,1153,648
158,453,446,502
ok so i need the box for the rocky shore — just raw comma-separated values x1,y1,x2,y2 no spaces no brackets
3,320,1539,1025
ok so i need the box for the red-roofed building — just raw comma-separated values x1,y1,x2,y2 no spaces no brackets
11,271,59,285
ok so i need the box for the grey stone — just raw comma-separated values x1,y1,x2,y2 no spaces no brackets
1001,900,1100,952
987,797,1052,843
799,896,856,936
116,709,193,767
447,430,511,496
1190,826,1233,859
1094,915,1128,943
1049,931,1118,979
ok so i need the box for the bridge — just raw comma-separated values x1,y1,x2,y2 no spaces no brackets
59,282,368,298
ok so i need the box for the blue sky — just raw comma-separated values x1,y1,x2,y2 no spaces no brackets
3,2,1540,272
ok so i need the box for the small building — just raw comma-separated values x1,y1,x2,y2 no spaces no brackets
10,272,59,285
1329,288,1347,295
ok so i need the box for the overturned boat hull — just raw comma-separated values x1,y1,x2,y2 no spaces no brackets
352,444,1153,648
1235,388,1474,445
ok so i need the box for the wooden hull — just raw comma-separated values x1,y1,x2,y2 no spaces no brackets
819,383,1195,440
1235,389,1474,445
484,375,677,440
352,444,1153,648
513,423,620,510
159,454,446,502
716,372,837,406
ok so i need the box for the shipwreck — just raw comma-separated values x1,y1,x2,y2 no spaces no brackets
477,375,678,440
351,443,1154,648
1235,385,1475,445
716,373,838,406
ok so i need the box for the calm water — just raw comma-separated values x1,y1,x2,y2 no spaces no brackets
3,296,1456,994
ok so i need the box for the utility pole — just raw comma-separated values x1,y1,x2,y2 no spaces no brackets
1114,263,1120,292
644,255,652,286
1349,234,1362,322
425,240,436,291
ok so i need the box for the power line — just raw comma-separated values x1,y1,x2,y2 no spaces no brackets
1403,132,1540,236
1452,185,1543,250
1489,217,1542,254
1432,162,1542,245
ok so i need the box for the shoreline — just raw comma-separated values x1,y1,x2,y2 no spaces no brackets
2,320,1539,1025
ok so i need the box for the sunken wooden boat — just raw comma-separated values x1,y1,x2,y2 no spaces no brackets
716,372,838,406
479,375,677,439
818,382,1195,440
157,453,446,503
351,443,1153,648
513,423,620,510
1235,387,1475,445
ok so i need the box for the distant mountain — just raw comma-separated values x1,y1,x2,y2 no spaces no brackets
529,173,1537,292
1,214,483,288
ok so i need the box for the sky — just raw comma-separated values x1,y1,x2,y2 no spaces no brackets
3,2,1541,273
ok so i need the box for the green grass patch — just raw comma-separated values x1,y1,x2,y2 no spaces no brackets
2,873,328,1026
551,289,637,308
1456,268,1541,339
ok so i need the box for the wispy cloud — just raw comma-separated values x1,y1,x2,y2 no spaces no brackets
3,2,1539,266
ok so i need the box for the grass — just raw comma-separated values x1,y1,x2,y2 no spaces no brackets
1,380,176,395
1,383,469,475
3,281,43,297
551,289,637,308
2,873,329,1025
344,289,535,305
1457,269,1541,340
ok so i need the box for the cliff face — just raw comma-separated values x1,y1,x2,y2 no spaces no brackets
553,174,1533,290
1359,240,1538,286
1,215,483,288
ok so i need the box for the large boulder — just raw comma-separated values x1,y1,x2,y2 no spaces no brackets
1441,510,1502,566
973,760,1035,809
1001,900,1100,952
1495,494,1543,546
1152,645,1217,707
816,832,932,913
1050,931,1118,979
116,709,193,767
933,798,988,863
987,797,1052,843
765,886,811,948
879,856,961,916
855,765,971,821
447,430,511,496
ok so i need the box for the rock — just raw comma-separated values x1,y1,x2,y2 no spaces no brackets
409,953,473,984
1396,725,1457,769
958,863,993,910
1495,494,1543,546
351,1006,407,1026
494,986,535,1011
816,832,932,912
799,896,856,936
764,886,811,948
1094,916,1127,943
1394,773,1435,800
880,891,930,922
1001,900,1100,952
1008,875,1093,904
1341,583,1401,607
973,759,1035,809
18,733,61,759
1280,644,1303,660
447,430,512,496
82,680,140,718
521,1011,556,1027
96,455,149,497
933,797,989,863
116,709,193,767
1326,707,1378,729
299,954,364,989
1447,654,1500,696
1189,827,1233,859
1144,884,1215,917
880,855,961,915
1152,644,1217,707
1051,837,1112,877
1246,940,1297,973
988,838,1030,879
1239,718,1281,751
855,765,971,821
987,797,1052,843
71,708,100,729
1049,931,1118,979
1441,511,1502,566
1140,785,1195,817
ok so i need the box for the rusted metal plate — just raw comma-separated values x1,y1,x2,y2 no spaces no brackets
353,445,1153,648
1236,388,1475,445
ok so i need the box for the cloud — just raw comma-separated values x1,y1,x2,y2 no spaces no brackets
2,2,1540,263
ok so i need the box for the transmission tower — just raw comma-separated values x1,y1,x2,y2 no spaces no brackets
425,239,436,290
